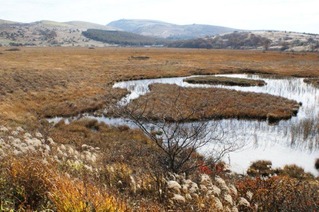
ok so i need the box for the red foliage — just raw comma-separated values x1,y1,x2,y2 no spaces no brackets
198,163,213,175
198,161,227,175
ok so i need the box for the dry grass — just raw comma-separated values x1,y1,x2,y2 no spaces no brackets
1,125,319,211
0,156,127,211
236,176,319,211
50,119,160,172
127,83,300,122
1,47,319,211
0,47,319,124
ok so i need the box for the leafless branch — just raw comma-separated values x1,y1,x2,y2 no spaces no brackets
110,84,244,174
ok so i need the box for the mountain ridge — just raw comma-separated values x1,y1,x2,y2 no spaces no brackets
0,18,318,51
0,19,20,24
0,19,115,47
107,19,236,39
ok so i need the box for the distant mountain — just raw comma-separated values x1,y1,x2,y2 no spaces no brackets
107,19,236,39
168,31,319,52
0,19,20,24
65,21,117,30
1,18,318,51
0,20,115,47
251,30,319,51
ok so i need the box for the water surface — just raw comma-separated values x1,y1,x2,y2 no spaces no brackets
51,74,319,175
112,74,319,174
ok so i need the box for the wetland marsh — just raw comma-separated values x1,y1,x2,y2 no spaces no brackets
51,72,319,174
2,47,319,210
112,74,319,174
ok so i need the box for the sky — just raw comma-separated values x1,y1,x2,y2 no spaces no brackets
1,0,319,34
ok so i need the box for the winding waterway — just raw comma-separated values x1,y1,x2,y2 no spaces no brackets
51,74,319,175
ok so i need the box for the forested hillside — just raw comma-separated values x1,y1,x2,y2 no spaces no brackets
82,29,169,46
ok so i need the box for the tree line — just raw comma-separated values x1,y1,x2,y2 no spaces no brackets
82,29,169,46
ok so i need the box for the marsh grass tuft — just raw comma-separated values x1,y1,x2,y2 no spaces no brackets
290,117,319,149
184,76,266,86
5,48,20,51
129,55,150,60
304,78,319,88
127,83,300,122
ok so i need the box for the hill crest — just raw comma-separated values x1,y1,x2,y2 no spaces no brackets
107,19,236,39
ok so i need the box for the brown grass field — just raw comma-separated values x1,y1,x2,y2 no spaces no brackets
126,83,300,122
1,47,319,211
0,47,319,125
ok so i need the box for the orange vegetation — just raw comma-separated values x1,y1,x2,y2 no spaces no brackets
1,47,319,211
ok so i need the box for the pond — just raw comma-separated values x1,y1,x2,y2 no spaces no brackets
51,74,319,175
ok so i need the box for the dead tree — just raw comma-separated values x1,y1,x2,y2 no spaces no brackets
112,84,243,174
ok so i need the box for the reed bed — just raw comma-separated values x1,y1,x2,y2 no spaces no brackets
184,76,266,86
304,78,319,88
127,83,300,122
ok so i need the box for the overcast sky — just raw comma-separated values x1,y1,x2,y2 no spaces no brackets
1,0,319,33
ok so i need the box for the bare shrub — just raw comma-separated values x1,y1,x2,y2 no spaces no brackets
111,86,243,174
247,160,276,177
281,164,314,179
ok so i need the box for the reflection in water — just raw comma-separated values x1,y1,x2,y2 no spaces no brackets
50,74,319,174
112,74,319,174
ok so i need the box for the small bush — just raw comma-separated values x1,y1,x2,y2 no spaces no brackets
129,55,150,60
281,164,314,179
315,158,319,170
5,48,20,51
236,176,319,211
247,160,275,177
